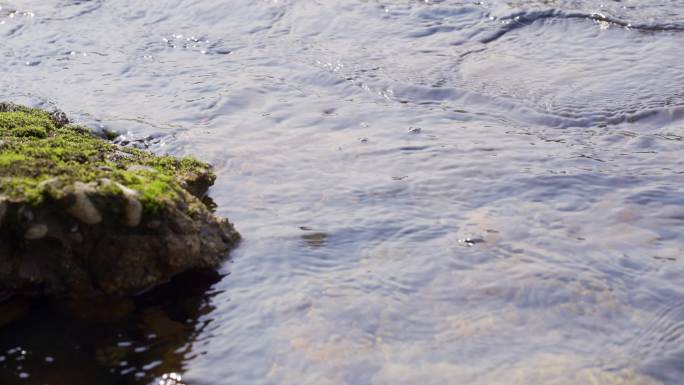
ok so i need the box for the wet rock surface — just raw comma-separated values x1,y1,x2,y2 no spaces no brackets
0,103,240,298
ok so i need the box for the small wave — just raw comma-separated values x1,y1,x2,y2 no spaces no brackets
480,9,684,44
458,14,684,128
629,301,684,383
43,0,104,21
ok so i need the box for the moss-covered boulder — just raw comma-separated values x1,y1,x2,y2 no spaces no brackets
0,103,239,298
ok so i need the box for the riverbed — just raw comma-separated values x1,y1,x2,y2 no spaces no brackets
1,1,684,384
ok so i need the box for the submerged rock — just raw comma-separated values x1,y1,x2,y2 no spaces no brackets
0,103,240,298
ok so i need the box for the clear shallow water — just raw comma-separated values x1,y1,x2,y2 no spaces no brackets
1,0,684,384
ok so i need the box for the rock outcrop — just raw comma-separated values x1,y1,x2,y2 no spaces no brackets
0,103,239,297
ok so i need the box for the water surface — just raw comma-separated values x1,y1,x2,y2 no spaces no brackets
1,0,684,384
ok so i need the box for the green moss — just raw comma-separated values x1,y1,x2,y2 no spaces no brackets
0,152,28,168
0,104,214,214
0,176,54,205
113,169,177,215
0,110,55,138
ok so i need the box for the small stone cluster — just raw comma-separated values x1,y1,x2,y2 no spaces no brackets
0,103,239,298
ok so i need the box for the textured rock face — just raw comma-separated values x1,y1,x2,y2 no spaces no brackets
0,103,239,297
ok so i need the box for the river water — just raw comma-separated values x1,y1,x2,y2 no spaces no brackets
1,0,684,384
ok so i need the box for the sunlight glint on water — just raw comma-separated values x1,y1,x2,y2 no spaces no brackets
1,0,684,384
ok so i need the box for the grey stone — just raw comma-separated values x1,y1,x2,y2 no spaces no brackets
66,182,103,224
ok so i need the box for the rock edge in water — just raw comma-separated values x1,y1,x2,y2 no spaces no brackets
0,103,240,298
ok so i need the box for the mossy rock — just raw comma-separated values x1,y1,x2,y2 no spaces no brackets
0,103,240,298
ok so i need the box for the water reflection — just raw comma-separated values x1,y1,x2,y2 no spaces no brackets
3,0,684,383
0,270,222,385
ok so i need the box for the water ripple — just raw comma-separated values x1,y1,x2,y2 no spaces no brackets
2,0,684,384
